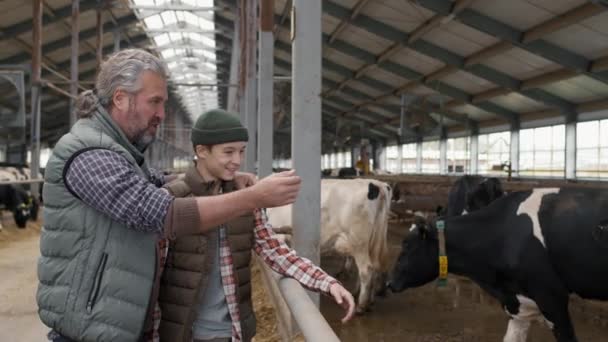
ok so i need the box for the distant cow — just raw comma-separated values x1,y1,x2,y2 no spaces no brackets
267,178,392,313
0,184,31,229
390,188,608,342
0,167,39,229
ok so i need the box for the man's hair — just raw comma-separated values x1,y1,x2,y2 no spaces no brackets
75,49,168,118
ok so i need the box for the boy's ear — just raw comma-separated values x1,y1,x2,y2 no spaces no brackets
195,145,210,159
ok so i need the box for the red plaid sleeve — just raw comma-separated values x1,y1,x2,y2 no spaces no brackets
252,208,338,294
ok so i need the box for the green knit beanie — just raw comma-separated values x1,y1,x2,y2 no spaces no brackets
191,109,249,145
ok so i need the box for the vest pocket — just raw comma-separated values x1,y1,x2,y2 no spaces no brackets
86,252,108,313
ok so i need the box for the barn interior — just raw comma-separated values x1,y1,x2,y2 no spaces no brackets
2,0,608,341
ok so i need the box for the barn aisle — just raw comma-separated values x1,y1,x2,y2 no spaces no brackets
0,218,48,342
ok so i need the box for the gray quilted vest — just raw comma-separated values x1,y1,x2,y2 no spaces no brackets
37,105,158,342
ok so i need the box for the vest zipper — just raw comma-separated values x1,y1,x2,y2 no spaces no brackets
86,252,108,313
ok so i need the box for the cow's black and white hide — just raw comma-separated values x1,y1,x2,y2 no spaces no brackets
0,184,31,229
446,175,504,217
390,188,608,342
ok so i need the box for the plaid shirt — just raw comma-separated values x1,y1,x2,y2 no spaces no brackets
151,208,337,342
65,149,172,234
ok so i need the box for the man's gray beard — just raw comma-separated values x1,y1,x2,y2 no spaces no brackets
133,131,156,152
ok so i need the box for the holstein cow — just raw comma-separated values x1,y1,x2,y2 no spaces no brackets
446,175,504,217
0,171,31,230
267,178,392,313
389,187,608,342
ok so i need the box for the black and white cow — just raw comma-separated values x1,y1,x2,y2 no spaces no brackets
0,167,39,229
389,187,608,342
446,175,504,217
0,184,31,229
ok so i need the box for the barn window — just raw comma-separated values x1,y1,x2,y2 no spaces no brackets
401,143,417,173
383,145,398,173
446,137,470,174
519,125,565,178
576,119,608,179
478,132,510,175
421,140,440,174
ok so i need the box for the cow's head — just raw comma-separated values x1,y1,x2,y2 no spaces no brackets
388,216,439,292
466,177,504,212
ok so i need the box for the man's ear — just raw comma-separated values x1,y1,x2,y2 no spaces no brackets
112,89,130,113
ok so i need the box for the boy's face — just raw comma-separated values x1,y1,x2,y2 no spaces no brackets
196,141,247,181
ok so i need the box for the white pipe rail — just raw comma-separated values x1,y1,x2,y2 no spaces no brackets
0,179,44,185
256,256,340,342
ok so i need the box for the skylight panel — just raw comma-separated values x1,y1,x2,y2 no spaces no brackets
133,0,155,5
161,11,177,26
198,17,214,30
175,10,185,23
144,15,163,29
201,36,215,48
154,33,170,46
184,12,199,26
169,32,181,42
204,62,216,71
161,49,176,59
202,50,216,60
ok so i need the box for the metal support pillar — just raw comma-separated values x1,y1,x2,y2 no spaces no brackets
243,0,258,173
566,121,576,179
69,0,79,127
439,138,447,175
372,141,381,171
397,144,404,174
416,141,422,173
113,29,121,52
258,0,274,178
352,146,360,169
510,129,520,177
96,6,103,70
30,0,43,200
228,16,240,112
470,134,479,174
292,0,321,305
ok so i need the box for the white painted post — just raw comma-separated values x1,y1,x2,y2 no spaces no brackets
510,129,519,177
416,140,422,173
292,0,322,305
566,121,576,179
258,0,274,178
470,134,479,174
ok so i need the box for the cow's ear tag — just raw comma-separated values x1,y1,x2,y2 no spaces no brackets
436,220,448,287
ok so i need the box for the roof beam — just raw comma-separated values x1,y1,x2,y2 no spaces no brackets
322,1,576,118
277,33,517,122
275,57,400,135
522,3,603,44
215,13,508,123
281,55,472,129
327,0,372,44
0,14,139,65
411,0,608,83
0,0,99,44
127,4,218,12
322,0,473,98
591,55,608,72
42,0,98,55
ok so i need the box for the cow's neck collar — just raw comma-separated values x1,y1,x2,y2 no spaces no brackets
436,219,448,287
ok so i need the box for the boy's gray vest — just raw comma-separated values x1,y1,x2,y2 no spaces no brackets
37,106,158,341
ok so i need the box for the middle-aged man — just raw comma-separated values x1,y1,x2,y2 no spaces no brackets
36,48,301,342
